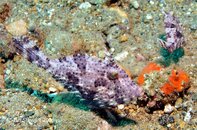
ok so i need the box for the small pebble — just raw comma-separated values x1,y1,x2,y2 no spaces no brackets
136,53,145,61
24,111,35,117
119,34,129,42
184,107,192,122
190,23,197,30
48,118,53,125
48,114,52,118
164,104,174,114
167,124,171,127
57,85,64,92
168,116,175,123
5,69,11,75
28,120,34,125
192,93,197,101
131,0,139,9
146,14,153,20
6,19,28,36
117,104,124,110
149,0,154,5
49,87,57,93
98,50,106,59
79,2,91,10
175,98,183,108
158,114,174,126
114,51,129,61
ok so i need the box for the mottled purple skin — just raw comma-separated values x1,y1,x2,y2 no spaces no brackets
159,12,185,52
12,36,143,108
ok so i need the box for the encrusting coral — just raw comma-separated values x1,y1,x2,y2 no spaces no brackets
137,62,162,86
137,62,189,95
136,62,190,112
160,69,189,95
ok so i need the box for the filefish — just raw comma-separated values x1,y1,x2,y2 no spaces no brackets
12,35,143,109
159,11,185,52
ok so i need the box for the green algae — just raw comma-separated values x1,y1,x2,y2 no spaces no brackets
171,47,184,63
5,79,136,127
52,93,90,111
158,34,167,42
158,33,185,67
159,47,185,67
5,79,53,103
5,79,90,110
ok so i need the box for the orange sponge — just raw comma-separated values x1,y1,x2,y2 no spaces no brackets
160,69,189,95
160,83,174,95
137,62,162,85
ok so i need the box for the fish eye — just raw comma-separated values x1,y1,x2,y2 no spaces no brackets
107,72,119,80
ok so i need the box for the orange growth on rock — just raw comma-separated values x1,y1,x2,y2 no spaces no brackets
160,69,189,95
137,62,162,85
160,83,174,95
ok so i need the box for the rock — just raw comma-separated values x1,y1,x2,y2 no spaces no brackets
79,2,91,10
136,53,146,61
98,50,106,59
164,104,174,114
6,19,28,36
5,69,11,75
192,93,197,102
158,114,174,126
167,123,171,128
184,107,192,122
149,0,155,5
175,98,183,108
48,118,53,125
114,51,129,61
57,85,64,92
45,30,73,55
0,75,4,89
117,104,124,110
97,120,111,130
89,0,106,5
49,87,57,93
146,14,153,20
190,24,197,30
24,111,35,117
119,34,129,42
190,17,197,30
130,0,139,9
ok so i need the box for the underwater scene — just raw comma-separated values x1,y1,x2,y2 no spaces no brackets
0,0,196,129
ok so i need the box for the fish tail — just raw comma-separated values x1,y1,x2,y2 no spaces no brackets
12,36,51,70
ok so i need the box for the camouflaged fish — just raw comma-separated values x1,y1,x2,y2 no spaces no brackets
158,11,185,52
12,36,143,109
